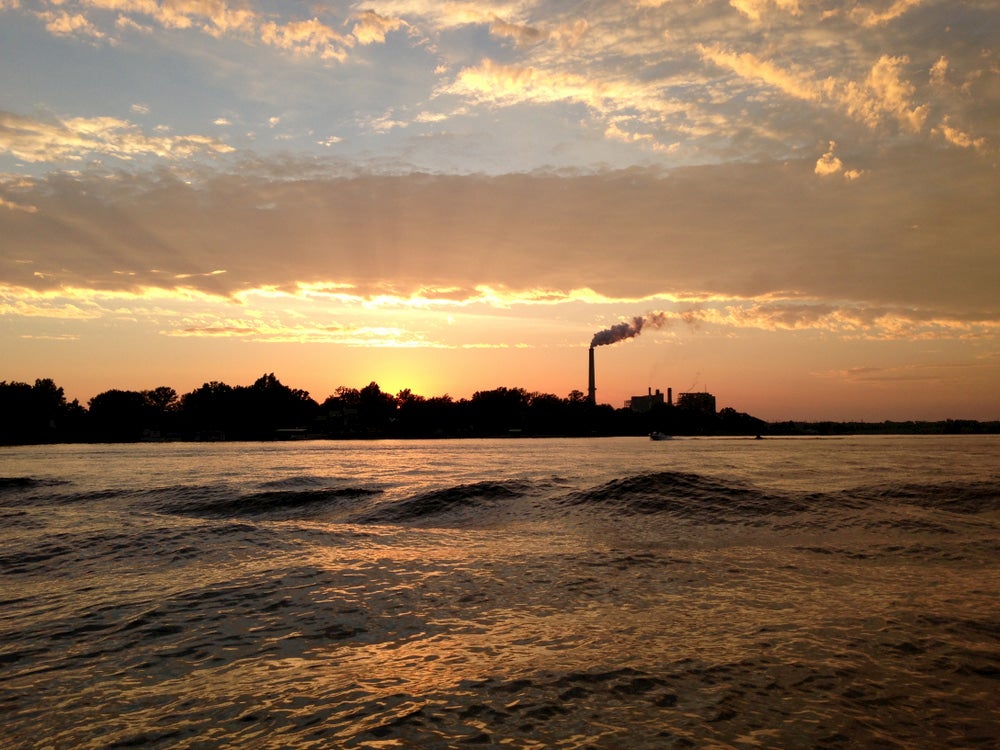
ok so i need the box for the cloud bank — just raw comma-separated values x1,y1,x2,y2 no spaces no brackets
1,146,996,342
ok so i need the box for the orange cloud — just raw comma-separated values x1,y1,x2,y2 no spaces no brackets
0,112,234,163
849,0,924,28
38,10,105,39
489,16,545,46
729,0,802,22
831,54,928,132
352,10,407,45
698,44,819,102
258,17,351,61
2,156,996,321
934,117,987,150
701,45,929,134
28,1,352,61
0,196,37,213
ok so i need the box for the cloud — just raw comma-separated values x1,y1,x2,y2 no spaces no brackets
707,301,1000,341
10,0,993,173
0,293,103,320
934,117,987,150
258,17,351,62
1,148,996,333
352,9,407,45
546,18,589,49
0,195,37,213
164,318,432,346
699,44,819,104
814,140,862,179
445,59,598,107
489,16,545,46
823,358,995,386
815,143,843,176
729,0,802,22
357,1,530,31
700,46,929,134
23,0,353,61
849,0,924,28
440,57,679,131
53,0,256,36
930,56,949,87
833,54,929,132
605,121,676,153
38,10,105,39
0,111,234,163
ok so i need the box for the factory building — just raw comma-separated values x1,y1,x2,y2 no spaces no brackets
589,347,716,416
676,391,716,414
627,387,671,413
627,388,716,415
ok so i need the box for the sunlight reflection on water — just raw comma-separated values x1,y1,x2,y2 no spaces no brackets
1,436,998,748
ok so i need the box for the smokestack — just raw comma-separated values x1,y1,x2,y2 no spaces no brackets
588,347,596,404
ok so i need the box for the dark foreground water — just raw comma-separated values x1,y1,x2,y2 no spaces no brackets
1,436,998,749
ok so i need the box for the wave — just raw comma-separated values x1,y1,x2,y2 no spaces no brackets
149,485,383,519
852,479,1000,515
4,468,997,530
556,471,807,522
0,476,43,490
351,480,533,524
350,470,999,530
0,476,70,497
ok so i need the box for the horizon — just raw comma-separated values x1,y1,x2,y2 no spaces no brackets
2,2,998,423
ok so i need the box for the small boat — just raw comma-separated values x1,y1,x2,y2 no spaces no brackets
649,431,673,441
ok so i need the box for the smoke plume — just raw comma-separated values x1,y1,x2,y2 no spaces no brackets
590,311,668,347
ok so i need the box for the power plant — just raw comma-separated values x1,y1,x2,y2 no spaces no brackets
586,344,715,414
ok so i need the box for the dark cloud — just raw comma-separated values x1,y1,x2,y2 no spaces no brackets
1,147,997,318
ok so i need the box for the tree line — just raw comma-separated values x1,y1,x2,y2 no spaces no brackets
0,374,766,444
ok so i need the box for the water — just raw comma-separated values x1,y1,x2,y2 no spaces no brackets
1,436,998,748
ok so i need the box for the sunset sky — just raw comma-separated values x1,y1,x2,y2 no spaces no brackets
2,0,998,421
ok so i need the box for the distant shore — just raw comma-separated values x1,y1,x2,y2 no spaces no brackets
763,420,999,436
1,375,996,445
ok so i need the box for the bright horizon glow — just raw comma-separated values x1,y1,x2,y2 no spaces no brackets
2,1,998,421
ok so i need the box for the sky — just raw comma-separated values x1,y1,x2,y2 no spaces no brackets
1,0,998,421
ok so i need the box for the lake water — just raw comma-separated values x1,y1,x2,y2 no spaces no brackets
2,435,998,748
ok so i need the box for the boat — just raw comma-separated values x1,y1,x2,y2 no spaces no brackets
649,431,673,441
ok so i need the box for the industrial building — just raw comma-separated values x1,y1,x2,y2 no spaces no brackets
627,387,671,413
588,346,715,416
676,391,716,414
627,388,716,415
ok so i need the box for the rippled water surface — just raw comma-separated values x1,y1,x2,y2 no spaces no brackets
2,436,998,748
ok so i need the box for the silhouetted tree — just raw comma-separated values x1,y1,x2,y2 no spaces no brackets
178,375,317,440
525,392,564,435
143,386,178,413
394,391,469,437
320,387,362,436
358,382,397,434
717,406,767,435
0,379,74,444
136,386,179,436
179,381,237,438
87,389,149,441
470,387,529,434
245,373,318,438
